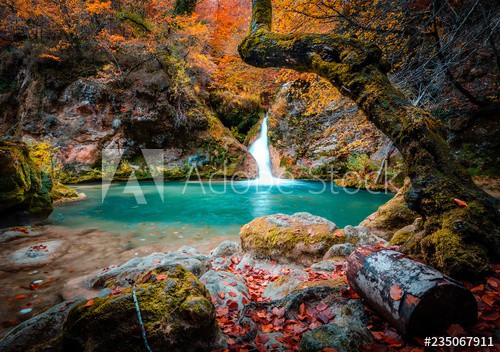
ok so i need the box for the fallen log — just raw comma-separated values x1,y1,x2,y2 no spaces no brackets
347,246,478,336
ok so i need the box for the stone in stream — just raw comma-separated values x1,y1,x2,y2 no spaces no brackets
240,212,383,266
62,251,212,300
0,227,43,243
1,240,65,270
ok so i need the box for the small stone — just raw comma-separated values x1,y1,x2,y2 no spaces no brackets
20,308,32,314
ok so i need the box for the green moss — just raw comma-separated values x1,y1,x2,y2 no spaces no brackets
417,228,490,278
0,140,53,222
51,182,79,201
62,265,218,352
240,215,357,263
390,227,415,246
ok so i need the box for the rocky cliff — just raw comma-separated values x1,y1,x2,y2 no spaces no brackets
0,47,256,182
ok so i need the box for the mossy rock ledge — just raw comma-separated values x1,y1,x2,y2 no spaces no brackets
240,212,360,266
0,265,219,352
0,140,53,227
60,265,218,352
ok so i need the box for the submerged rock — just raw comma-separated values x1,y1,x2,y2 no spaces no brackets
0,140,53,227
62,266,219,352
0,227,43,243
1,240,65,270
240,212,356,266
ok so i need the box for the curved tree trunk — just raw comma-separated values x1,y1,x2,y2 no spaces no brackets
238,0,499,278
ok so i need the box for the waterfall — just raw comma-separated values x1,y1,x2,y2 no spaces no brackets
249,115,275,184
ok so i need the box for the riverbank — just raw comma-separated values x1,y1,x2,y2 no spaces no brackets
1,212,498,351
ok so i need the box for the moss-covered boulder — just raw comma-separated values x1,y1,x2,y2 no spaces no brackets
0,140,53,227
51,181,79,202
62,265,219,352
359,181,418,240
240,212,357,266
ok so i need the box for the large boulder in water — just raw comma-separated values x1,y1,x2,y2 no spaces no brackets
240,212,358,266
0,140,53,227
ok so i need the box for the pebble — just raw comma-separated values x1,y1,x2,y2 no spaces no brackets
20,308,32,314
33,279,44,284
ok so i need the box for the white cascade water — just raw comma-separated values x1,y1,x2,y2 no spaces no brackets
249,115,275,185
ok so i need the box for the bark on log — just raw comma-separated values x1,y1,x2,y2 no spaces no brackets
347,246,478,337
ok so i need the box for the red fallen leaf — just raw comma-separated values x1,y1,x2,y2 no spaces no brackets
153,259,161,263
316,302,328,312
84,299,94,307
141,272,152,283
228,282,237,287
299,302,306,316
454,198,467,207
471,284,484,293
155,273,169,281
383,330,404,347
390,285,403,301
447,324,466,336
481,292,497,306
405,294,419,307
255,333,269,345
262,324,274,333
15,294,26,299
228,292,237,297
371,331,384,340
272,306,285,318
480,309,500,321
334,231,344,237
227,338,235,344
226,300,239,311
257,310,267,318
218,292,225,299
487,277,500,289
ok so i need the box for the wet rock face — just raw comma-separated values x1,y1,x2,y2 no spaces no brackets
266,79,389,179
0,140,53,227
2,63,248,181
62,266,218,352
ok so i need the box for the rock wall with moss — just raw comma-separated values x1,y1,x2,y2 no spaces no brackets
0,46,255,183
266,78,401,182
0,140,53,226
